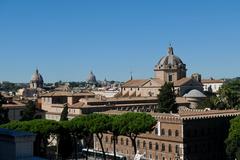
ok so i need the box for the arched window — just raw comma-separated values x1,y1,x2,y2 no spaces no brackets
162,143,165,151
168,129,172,136
175,130,179,137
126,138,129,146
169,144,172,152
155,142,159,150
161,129,165,136
143,141,146,149
149,142,152,150
121,138,124,145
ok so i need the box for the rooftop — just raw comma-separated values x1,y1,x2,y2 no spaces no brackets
40,91,95,97
102,109,240,121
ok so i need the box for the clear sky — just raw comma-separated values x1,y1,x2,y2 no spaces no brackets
0,0,240,83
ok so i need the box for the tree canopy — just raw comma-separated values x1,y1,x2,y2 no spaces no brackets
0,112,157,159
20,100,38,121
157,82,178,113
0,119,61,157
218,79,240,109
119,112,156,154
225,116,240,159
200,79,240,110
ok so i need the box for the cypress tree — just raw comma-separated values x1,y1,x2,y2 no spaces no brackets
156,82,178,113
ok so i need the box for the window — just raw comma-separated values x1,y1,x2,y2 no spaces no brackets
169,75,173,82
105,136,108,143
155,128,158,135
111,136,113,144
168,129,172,136
126,138,129,146
155,143,159,150
149,142,152,150
156,155,158,160
169,144,172,152
162,143,165,152
121,138,124,145
143,141,146,149
137,140,140,148
175,130,179,137
161,129,165,136
176,145,180,154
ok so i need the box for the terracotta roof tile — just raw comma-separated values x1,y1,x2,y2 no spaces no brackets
173,78,192,86
122,79,150,87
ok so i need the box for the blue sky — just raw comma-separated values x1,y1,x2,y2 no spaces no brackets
0,0,240,83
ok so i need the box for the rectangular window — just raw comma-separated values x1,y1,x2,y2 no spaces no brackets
169,75,173,82
176,145,180,154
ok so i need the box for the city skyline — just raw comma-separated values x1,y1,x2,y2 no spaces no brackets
1,0,240,82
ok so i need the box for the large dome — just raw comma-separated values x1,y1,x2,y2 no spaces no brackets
31,69,43,83
87,71,97,84
155,47,186,69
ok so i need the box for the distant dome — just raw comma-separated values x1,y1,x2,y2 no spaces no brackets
87,71,97,84
183,89,206,98
30,69,44,89
31,69,43,83
155,47,186,69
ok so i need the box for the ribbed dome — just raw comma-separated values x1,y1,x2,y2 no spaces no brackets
31,69,43,83
87,71,97,84
155,47,185,69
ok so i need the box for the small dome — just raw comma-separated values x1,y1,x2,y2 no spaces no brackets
31,69,43,83
155,47,185,69
183,89,206,98
87,71,97,84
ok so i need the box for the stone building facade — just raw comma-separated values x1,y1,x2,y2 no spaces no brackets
94,109,240,160
41,91,95,121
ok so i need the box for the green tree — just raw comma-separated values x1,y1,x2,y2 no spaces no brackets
225,116,240,159
21,101,37,121
109,115,124,160
57,103,72,159
60,103,68,121
70,116,93,160
0,119,61,158
219,80,240,109
197,95,225,109
88,113,111,160
157,82,178,113
120,112,156,155
0,94,9,125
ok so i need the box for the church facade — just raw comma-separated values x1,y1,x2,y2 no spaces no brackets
121,46,203,97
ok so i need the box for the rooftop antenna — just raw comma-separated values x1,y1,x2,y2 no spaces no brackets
130,71,133,80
